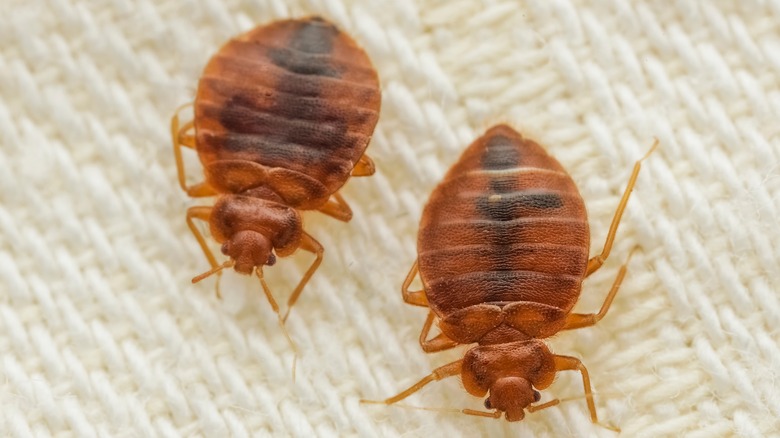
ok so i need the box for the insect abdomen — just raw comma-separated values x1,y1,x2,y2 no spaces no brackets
419,125,589,315
193,17,381,204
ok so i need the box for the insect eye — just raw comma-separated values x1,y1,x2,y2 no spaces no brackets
533,391,541,402
266,253,277,266
221,242,230,255
484,398,493,409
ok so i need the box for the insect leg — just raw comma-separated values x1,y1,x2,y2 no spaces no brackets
177,120,196,148
282,232,324,322
401,260,429,307
419,311,458,353
186,206,227,298
171,103,218,198
256,269,299,379
360,360,462,405
186,206,218,269
553,355,620,431
316,192,354,222
586,139,657,277
553,355,599,423
563,248,637,330
351,154,376,177
171,103,195,190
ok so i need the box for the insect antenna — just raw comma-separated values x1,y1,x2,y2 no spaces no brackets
369,402,501,419
366,393,620,429
256,269,299,381
192,260,234,284
526,394,621,432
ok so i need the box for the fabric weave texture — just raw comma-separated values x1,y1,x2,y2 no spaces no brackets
1,0,779,437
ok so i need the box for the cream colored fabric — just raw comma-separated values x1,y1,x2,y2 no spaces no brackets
2,0,779,437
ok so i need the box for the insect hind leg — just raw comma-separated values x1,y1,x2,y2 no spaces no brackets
401,260,428,307
171,102,218,197
586,139,657,276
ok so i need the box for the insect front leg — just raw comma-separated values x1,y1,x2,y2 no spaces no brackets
282,232,324,322
361,360,462,405
586,139,657,277
171,103,218,198
553,355,619,432
186,206,218,269
553,355,598,423
186,206,227,298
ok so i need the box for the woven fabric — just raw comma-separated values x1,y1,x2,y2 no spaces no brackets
2,0,779,437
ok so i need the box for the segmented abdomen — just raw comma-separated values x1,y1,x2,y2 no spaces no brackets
193,17,381,204
418,125,590,316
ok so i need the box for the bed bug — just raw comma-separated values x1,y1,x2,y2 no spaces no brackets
171,16,381,322
364,125,656,425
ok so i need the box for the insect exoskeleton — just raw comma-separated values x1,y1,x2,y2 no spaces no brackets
364,124,656,427
171,16,381,324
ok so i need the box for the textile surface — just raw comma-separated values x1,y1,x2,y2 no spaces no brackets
2,0,780,437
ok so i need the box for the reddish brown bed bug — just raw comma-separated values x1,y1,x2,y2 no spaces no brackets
171,16,381,322
363,125,656,426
